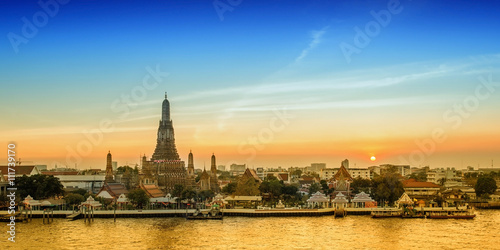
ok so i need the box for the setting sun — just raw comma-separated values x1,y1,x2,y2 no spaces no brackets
370,156,376,161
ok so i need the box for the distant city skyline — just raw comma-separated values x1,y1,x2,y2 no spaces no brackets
1,0,499,170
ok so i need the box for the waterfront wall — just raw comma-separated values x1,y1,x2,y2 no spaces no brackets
0,206,477,219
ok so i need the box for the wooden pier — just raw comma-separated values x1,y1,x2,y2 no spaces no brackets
0,206,476,220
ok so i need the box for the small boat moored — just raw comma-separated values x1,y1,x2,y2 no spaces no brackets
371,210,402,218
427,209,476,219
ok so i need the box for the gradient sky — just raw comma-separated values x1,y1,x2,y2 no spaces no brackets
1,0,499,170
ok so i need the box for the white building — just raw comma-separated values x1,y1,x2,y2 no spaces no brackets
427,168,460,185
320,167,370,180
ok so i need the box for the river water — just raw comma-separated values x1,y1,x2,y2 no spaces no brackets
3,210,500,249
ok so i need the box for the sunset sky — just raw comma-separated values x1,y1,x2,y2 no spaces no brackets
1,0,499,170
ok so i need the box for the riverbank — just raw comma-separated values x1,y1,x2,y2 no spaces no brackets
0,206,475,219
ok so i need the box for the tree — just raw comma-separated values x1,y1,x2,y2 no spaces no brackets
351,177,372,194
234,178,260,196
222,182,237,194
182,188,197,205
282,185,300,204
475,175,497,197
116,165,137,175
172,184,184,198
64,193,85,207
372,173,404,205
197,190,215,201
291,169,302,177
71,188,88,196
218,171,233,180
434,194,445,207
259,179,283,199
16,174,64,200
438,178,447,186
127,189,149,209
408,172,427,182
320,180,329,191
308,183,321,195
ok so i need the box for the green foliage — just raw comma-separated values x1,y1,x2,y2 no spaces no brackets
197,190,215,201
372,173,404,205
70,188,88,196
127,189,149,209
438,178,447,186
181,187,197,200
480,193,491,200
434,194,445,207
308,183,321,195
265,175,278,181
64,193,85,206
234,177,260,196
15,174,64,200
408,172,427,182
351,177,372,194
320,180,329,191
116,165,139,175
259,178,282,198
475,175,497,197
222,182,237,195
291,169,302,177
282,185,301,204
172,184,184,198
218,171,234,181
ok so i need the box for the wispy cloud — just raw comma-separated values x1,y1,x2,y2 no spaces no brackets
294,26,329,63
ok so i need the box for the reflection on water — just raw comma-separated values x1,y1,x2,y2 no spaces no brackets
4,210,500,249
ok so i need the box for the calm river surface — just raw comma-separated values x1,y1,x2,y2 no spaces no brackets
3,210,500,249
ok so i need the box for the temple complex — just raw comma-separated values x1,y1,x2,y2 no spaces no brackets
140,93,188,193
198,154,220,192
140,93,216,193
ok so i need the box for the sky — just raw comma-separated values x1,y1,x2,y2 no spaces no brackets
1,0,499,170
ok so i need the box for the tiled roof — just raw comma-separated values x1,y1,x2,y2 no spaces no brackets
141,184,165,198
98,183,129,198
278,173,289,181
0,165,37,176
403,179,440,188
242,168,262,182
333,165,353,182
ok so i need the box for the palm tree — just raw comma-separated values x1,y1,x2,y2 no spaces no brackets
438,178,447,187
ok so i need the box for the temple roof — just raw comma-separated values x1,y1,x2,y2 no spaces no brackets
333,165,353,182
141,184,165,198
0,165,40,179
307,191,329,203
332,193,349,203
397,192,413,204
242,168,262,183
352,192,375,202
200,169,210,180
97,183,129,199
278,173,289,181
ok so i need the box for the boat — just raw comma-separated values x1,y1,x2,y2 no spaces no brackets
186,208,223,220
371,210,402,218
401,207,426,219
401,214,426,219
427,209,475,219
